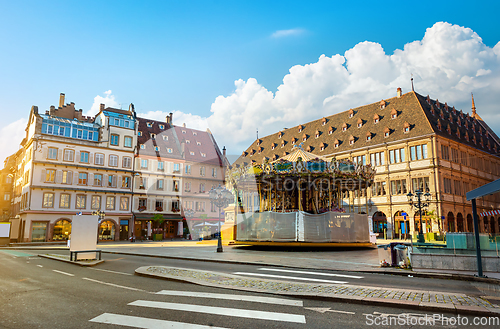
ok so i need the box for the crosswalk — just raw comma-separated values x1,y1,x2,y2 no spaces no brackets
232,267,363,284
89,290,306,328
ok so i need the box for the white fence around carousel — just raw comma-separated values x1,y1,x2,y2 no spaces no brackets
236,211,370,243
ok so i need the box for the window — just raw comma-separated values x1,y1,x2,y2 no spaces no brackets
63,149,74,162
371,181,387,196
197,141,201,145
151,133,156,139
201,152,206,157
147,122,152,127
77,130,83,139
412,177,430,192
184,182,191,192
370,152,385,166
123,157,132,168
42,193,54,208
454,180,462,195
108,175,116,187
61,170,72,184
47,125,53,134
45,169,56,183
140,144,145,149
59,194,70,208
172,200,179,211
109,155,118,167
443,177,452,194
124,121,129,128
190,151,195,155
196,201,205,212
199,183,205,193
157,161,164,171
139,177,147,189
120,197,129,211
353,155,366,165
389,148,405,164
186,140,190,144
410,144,428,161
163,135,168,141
138,198,147,210
173,163,180,173
78,172,88,185
167,148,173,153
155,200,163,211
95,153,104,165
390,179,407,195
212,168,217,178
76,195,87,209
59,127,65,136
88,131,93,140
106,196,115,210
154,146,159,151
441,145,450,160
80,151,89,163
91,196,101,210
94,173,103,186
48,147,58,160
200,166,205,176
141,159,148,169
185,165,191,175
159,124,164,129
173,180,179,192
110,134,119,146
124,136,132,148
138,131,142,136
451,148,459,163
122,176,131,188
460,151,468,166
156,179,164,190
3,193,10,201
114,118,119,125
184,201,193,211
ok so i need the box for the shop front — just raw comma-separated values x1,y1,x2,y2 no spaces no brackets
132,214,184,240
52,219,71,241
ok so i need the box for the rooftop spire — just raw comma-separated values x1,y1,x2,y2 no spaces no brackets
471,93,477,117
411,73,414,91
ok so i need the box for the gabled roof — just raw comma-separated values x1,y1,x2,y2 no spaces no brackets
234,91,500,166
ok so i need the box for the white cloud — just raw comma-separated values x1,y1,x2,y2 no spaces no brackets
271,28,304,38
209,22,500,155
86,90,120,116
0,118,27,168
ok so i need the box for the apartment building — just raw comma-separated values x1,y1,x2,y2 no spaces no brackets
234,89,500,239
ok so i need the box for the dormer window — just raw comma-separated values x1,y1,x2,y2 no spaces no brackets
140,144,145,149
348,109,354,118
473,135,477,144
391,109,397,119
437,120,442,131
435,99,440,109
465,131,469,142
374,114,380,124
430,105,435,116
163,135,168,141
384,127,390,138
315,130,320,138
271,143,276,150
193,132,197,136
320,143,326,151
426,95,431,105
281,141,285,148
334,139,340,148
155,146,159,151
182,130,186,134
147,122,152,127
151,133,156,139
190,151,195,155
197,141,201,145
242,151,247,157
273,154,279,160
159,124,164,129
278,131,283,139
366,132,372,141
328,127,334,135
322,118,327,126
444,102,449,111
342,123,348,132
456,129,461,139
257,139,262,146
306,146,312,152
291,139,296,145
403,121,410,133
380,100,386,109
298,125,304,133
357,118,363,128
258,147,263,153
447,124,451,135
138,131,142,136
452,106,457,115
186,140,190,144
349,135,355,145
302,133,307,142
457,118,461,127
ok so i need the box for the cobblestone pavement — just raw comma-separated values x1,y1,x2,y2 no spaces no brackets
136,266,500,316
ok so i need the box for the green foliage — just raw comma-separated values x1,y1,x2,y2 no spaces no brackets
152,213,164,227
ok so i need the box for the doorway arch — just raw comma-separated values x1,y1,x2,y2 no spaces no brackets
53,219,71,241
372,211,387,235
447,212,455,232
456,213,464,232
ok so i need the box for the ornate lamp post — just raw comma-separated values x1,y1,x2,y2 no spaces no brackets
209,184,233,252
406,190,431,243
183,208,195,240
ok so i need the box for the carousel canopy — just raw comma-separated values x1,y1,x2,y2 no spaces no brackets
272,146,326,163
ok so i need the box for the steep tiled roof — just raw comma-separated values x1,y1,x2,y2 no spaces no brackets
234,91,500,166
174,126,223,166
136,117,183,159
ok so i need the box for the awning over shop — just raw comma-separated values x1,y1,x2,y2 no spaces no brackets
133,214,184,221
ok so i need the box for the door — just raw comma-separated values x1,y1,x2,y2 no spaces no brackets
165,221,175,238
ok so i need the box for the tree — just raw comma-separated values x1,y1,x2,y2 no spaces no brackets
152,214,164,234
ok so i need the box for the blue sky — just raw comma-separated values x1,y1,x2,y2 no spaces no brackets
1,1,500,163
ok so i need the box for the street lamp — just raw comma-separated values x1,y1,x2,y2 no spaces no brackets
208,184,233,252
92,210,105,243
183,208,195,240
406,190,431,243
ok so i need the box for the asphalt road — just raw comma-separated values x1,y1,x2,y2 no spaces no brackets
1,250,499,328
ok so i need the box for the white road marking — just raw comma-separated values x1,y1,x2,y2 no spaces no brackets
259,267,363,279
304,307,355,314
233,272,347,284
82,278,148,292
52,270,74,276
156,290,302,306
90,313,230,329
37,265,43,268
89,268,132,275
129,300,306,324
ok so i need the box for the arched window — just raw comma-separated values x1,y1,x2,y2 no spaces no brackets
99,221,116,241
53,219,71,241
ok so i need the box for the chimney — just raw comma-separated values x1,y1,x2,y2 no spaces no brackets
223,146,226,157
397,88,402,98
100,103,105,111
183,123,186,128
59,93,65,108
166,112,173,124
169,112,173,124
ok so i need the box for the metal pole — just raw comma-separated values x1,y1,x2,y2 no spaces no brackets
217,204,223,252
471,198,483,277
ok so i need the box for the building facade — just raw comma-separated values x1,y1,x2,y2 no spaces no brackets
234,89,500,239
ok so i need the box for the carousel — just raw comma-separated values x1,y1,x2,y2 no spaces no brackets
226,145,376,246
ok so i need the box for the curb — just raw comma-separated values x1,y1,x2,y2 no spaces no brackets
100,250,500,285
135,266,500,317
39,254,104,267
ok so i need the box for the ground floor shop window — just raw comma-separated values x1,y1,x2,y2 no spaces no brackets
99,221,115,240
32,222,47,242
53,219,71,241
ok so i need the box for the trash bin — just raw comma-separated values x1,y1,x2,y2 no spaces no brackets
394,244,409,268
377,244,391,267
